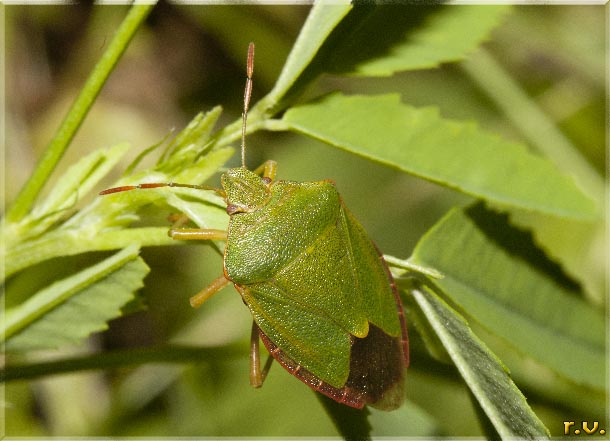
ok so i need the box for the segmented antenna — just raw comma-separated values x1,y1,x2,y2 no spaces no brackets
241,42,255,168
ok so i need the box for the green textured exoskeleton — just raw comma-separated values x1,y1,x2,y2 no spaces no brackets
222,165,409,409
100,43,408,410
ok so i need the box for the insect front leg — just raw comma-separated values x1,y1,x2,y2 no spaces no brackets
165,215,232,308
252,160,278,182
166,212,228,241
249,321,274,388
169,228,227,241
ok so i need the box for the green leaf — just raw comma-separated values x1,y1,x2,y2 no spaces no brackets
408,283,550,439
261,4,508,115
327,5,510,76
262,0,352,112
3,146,233,281
164,189,227,229
508,209,605,304
32,143,131,221
283,93,598,220
2,107,233,282
158,106,223,174
4,228,170,283
2,246,149,352
92,146,229,230
410,204,605,391
4,143,131,247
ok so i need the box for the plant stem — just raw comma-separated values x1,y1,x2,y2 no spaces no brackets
1,344,245,382
317,394,371,441
6,4,155,223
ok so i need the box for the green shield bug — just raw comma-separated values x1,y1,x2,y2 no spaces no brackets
101,43,409,410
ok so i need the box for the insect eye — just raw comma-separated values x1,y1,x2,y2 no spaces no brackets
261,177,272,185
227,204,242,215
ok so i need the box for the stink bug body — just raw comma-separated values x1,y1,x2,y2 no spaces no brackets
101,43,408,410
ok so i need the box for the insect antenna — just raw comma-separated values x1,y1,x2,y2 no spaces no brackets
241,42,255,168
99,182,223,196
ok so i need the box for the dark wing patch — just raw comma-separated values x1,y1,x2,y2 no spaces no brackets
259,323,406,410
346,324,406,410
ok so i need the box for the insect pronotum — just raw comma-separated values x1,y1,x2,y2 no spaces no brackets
101,42,409,410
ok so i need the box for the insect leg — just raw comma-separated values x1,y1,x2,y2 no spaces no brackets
166,207,228,241
189,275,231,308
249,321,274,388
165,210,229,241
252,160,278,181
169,228,227,241
167,213,189,226
169,216,230,308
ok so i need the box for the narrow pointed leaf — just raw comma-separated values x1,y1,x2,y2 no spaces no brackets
265,4,507,113
264,0,352,110
283,93,597,220
327,5,510,76
409,284,549,438
508,209,605,303
159,106,223,174
89,144,230,232
3,147,232,280
5,143,131,246
32,143,131,221
410,205,605,390
2,246,149,352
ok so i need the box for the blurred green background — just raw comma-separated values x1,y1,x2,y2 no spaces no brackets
4,3,606,437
